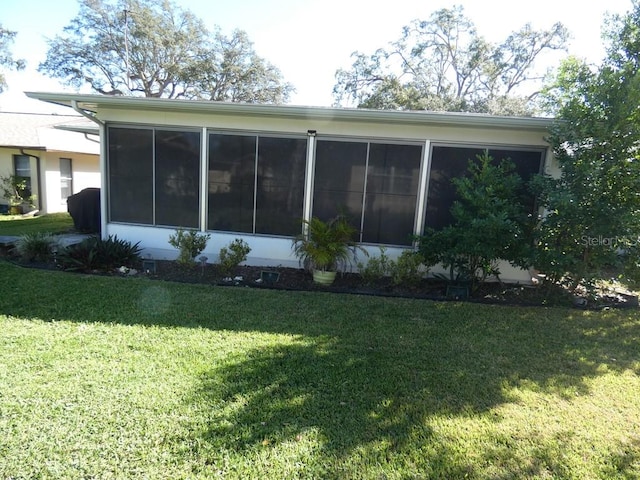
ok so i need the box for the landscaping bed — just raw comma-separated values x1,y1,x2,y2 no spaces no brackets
66,257,637,309
165,261,640,308
0,231,637,309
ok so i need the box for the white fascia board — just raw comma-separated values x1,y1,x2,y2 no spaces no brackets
25,92,554,132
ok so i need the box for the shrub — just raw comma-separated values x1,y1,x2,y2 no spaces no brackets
13,232,56,262
58,235,141,271
168,228,211,265
417,151,534,291
218,239,251,276
390,250,426,287
358,247,393,285
358,248,427,287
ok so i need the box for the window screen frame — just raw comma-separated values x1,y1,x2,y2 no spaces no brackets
423,142,547,232
60,157,73,203
106,124,202,228
311,136,425,247
13,154,32,198
206,130,308,237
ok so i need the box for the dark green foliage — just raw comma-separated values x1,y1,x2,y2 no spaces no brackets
536,2,640,289
218,239,251,276
418,151,534,291
58,235,141,271
13,232,55,262
168,228,210,266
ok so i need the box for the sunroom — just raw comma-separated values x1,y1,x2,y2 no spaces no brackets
27,92,554,283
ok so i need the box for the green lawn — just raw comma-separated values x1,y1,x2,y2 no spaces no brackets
0,212,74,236
1,261,639,479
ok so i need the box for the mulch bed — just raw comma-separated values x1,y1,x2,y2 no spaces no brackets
142,260,637,310
2,244,637,309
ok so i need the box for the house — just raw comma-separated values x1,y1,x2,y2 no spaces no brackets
26,92,558,283
0,111,100,214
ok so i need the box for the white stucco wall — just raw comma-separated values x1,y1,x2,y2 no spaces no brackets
41,151,100,214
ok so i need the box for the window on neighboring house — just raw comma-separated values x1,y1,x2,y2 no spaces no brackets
424,145,544,231
60,158,73,202
313,139,423,246
13,154,32,198
107,127,201,227
207,133,307,236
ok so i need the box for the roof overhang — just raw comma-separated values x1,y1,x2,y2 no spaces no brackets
55,124,100,135
25,91,554,132
0,145,46,151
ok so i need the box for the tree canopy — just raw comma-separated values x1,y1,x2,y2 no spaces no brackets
333,6,568,115
0,24,25,94
535,0,640,288
39,0,294,103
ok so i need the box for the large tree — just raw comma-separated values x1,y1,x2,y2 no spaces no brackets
39,0,293,102
0,24,25,93
534,1,640,289
333,6,568,115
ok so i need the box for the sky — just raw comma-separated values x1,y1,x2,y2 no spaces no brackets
0,0,635,114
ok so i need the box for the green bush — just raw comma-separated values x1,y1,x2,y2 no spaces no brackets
13,232,56,262
59,235,141,271
168,228,211,265
358,247,393,285
390,250,426,287
417,151,534,291
358,248,427,287
218,239,251,276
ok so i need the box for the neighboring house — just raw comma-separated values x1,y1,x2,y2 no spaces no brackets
0,112,100,214
26,92,559,282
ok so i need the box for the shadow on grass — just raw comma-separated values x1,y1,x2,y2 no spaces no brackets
2,261,639,476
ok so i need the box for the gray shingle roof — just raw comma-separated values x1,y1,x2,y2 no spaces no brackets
0,112,95,149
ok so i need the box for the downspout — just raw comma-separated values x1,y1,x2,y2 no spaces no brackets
83,133,100,144
71,100,107,238
19,149,41,212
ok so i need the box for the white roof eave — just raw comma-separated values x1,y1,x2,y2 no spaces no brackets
25,91,554,131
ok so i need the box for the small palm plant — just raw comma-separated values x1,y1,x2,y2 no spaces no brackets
292,215,367,285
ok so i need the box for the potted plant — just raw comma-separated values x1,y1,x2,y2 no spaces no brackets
292,215,367,285
0,174,34,215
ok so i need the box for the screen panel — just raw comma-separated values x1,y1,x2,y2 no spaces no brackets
155,130,201,228
108,127,153,224
255,136,307,236
208,134,257,233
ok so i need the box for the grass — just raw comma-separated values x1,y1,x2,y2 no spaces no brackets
1,261,639,479
0,212,74,236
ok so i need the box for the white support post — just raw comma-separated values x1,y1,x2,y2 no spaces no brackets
302,130,317,232
99,122,108,239
414,140,431,243
200,127,208,232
